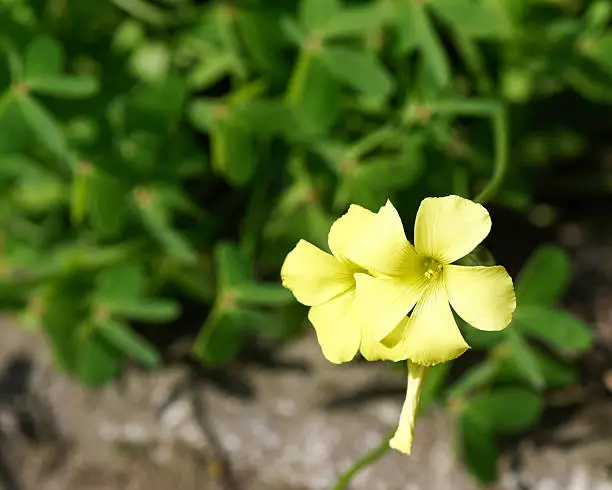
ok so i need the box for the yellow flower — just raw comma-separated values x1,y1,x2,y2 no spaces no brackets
281,205,407,363
281,194,516,456
350,195,516,364
344,195,516,453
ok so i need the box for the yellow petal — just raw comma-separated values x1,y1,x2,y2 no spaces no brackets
396,281,469,365
343,200,421,277
414,195,491,264
389,361,428,455
355,273,428,343
360,317,411,361
308,289,361,364
445,265,516,331
328,204,376,263
281,240,354,307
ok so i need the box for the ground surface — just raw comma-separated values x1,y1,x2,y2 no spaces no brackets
0,321,611,490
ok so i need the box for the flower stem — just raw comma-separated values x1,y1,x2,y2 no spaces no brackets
331,430,394,490
474,107,509,204
332,361,429,489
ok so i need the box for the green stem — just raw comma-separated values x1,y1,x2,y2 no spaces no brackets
453,32,493,95
349,124,398,158
474,107,509,204
285,48,311,106
332,430,394,490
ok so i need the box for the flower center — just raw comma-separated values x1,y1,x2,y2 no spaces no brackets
423,257,443,279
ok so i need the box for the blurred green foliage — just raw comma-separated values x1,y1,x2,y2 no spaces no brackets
443,244,591,482
0,0,605,483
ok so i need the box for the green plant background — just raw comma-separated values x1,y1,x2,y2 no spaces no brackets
0,0,607,484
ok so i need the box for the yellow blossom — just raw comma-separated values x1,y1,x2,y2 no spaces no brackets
281,194,516,456
281,205,408,363
343,195,516,453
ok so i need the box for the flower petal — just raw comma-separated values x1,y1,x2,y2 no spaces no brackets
281,240,354,306
308,289,360,364
414,195,491,264
355,273,428,343
343,200,421,277
360,317,411,361
397,281,469,365
445,265,516,331
328,204,376,263
389,361,428,455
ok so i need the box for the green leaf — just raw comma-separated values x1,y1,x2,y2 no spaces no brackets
534,349,578,388
228,99,297,137
429,98,501,117
234,283,293,306
188,98,218,132
280,17,306,46
12,168,65,212
497,346,578,389
505,327,545,390
458,315,504,349
104,298,181,323
405,3,450,88
76,329,123,387
214,242,252,292
340,153,423,209
113,19,146,52
131,73,187,123
212,121,257,185
314,4,390,38
419,362,450,409
289,55,342,136
24,36,62,81
448,360,500,400
584,1,612,31
516,245,571,305
96,264,145,302
41,281,90,373
299,0,341,32
45,243,133,275
233,307,286,335
464,388,542,434
514,306,593,353
87,169,127,237
138,199,198,265
392,3,419,54
0,94,29,152
27,75,99,99
193,309,245,364
166,261,216,303
320,46,393,98
236,10,287,76
188,52,233,90
95,317,160,368
15,94,69,160
462,327,504,349
110,0,169,26
458,411,499,484
589,34,612,79
429,0,513,40
0,37,23,82
129,42,170,83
